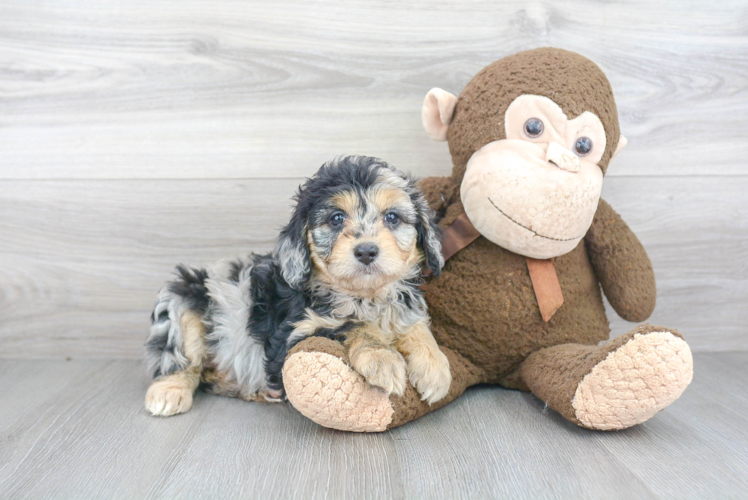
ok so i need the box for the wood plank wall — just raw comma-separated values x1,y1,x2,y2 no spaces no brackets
1,0,746,358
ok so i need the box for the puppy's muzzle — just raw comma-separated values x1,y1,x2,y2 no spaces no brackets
354,243,379,265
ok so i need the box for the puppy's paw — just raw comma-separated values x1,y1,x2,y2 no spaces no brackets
408,348,452,405
351,347,407,397
145,378,194,417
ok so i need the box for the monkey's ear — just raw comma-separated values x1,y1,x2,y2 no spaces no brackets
273,210,311,290
422,88,458,141
611,134,627,160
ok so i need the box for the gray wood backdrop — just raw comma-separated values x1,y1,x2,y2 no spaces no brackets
1,0,746,358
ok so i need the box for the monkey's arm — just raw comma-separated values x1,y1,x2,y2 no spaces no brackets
584,198,656,322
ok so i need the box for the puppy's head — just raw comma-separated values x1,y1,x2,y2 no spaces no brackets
274,156,443,294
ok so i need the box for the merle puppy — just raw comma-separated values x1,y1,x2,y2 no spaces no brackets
144,156,450,417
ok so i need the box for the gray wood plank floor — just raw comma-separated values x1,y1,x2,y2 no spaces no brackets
1,352,746,499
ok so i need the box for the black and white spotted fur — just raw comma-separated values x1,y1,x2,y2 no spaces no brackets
144,155,443,399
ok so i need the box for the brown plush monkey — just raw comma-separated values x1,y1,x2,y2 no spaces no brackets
282,48,693,432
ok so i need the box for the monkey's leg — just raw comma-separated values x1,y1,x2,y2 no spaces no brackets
519,324,693,430
145,312,207,417
282,337,483,432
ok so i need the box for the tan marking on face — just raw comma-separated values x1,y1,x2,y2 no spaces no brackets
330,190,359,217
325,228,360,273
370,187,411,215
376,223,422,272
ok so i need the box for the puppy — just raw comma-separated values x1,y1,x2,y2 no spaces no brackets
144,155,450,417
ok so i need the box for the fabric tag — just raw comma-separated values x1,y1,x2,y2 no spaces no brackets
525,257,564,322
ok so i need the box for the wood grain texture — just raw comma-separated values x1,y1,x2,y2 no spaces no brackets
0,354,746,499
1,0,747,179
1,175,746,358
1,0,747,356
602,176,748,350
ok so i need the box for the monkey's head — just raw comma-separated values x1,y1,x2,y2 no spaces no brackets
422,48,626,259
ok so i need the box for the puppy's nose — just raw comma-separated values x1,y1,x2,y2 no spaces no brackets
354,243,379,265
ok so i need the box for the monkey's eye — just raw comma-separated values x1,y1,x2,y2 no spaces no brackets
574,137,593,156
329,212,346,227
384,212,400,225
523,118,544,138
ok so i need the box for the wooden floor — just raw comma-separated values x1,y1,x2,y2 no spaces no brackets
0,352,746,499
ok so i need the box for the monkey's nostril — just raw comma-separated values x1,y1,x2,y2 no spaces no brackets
354,243,379,265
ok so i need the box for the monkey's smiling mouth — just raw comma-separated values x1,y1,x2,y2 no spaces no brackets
487,198,581,242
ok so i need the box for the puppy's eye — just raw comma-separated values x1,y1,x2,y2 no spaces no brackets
524,118,544,138
574,137,593,156
329,212,346,227
384,212,399,225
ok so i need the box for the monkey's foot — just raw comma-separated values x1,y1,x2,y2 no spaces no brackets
283,338,394,432
572,329,693,430
521,324,693,431
283,337,483,432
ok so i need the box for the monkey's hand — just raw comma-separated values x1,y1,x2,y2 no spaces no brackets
584,198,657,322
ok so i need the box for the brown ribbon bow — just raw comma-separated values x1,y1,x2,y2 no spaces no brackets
436,212,564,322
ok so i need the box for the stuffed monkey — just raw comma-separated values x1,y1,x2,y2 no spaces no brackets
282,48,693,432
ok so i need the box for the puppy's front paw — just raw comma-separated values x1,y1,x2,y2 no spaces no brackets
408,348,452,405
145,378,194,417
350,347,407,397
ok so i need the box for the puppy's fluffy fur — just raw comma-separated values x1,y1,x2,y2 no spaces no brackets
144,156,451,417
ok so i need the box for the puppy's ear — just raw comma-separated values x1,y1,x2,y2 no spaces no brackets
413,191,444,277
274,207,311,290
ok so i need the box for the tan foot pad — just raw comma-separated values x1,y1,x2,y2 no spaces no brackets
283,351,394,432
573,331,693,430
